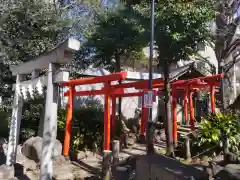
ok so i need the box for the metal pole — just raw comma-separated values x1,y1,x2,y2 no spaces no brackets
147,0,155,154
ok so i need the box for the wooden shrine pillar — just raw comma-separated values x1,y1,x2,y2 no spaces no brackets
6,74,25,166
210,85,216,113
40,63,60,180
172,88,177,146
103,83,112,180
63,85,74,157
184,89,188,124
188,90,195,131
140,94,148,136
111,96,117,136
104,83,111,151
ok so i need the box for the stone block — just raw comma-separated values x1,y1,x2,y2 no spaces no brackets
53,166,74,180
21,136,62,162
53,155,66,166
214,164,240,180
69,150,92,161
16,153,38,171
136,154,207,180
53,172,74,180
0,165,14,179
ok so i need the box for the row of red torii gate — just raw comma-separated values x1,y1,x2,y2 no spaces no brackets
61,72,223,156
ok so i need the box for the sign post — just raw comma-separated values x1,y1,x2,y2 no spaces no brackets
143,90,156,108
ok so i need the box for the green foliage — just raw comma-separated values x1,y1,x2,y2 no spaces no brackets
132,0,215,63
0,0,66,64
86,0,216,71
57,97,105,152
71,106,104,151
0,105,12,137
0,0,67,98
196,112,240,153
20,128,35,142
71,132,84,151
85,5,148,71
57,108,66,130
21,101,43,132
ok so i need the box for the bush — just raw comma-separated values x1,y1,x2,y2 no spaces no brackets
0,105,12,137
195,112,240,154
20,100,43,142
20,128,35,141
71,107,104,152
57,97,105,152
57,108,66,130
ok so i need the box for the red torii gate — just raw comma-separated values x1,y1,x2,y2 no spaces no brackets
61,72,223,157
133,74,222,144
61,72,127,157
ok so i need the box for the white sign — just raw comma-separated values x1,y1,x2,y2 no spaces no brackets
144,91,153,108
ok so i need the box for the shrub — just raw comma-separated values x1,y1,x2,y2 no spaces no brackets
57,97,105,152
71,107,104,152
195,112,240,154
0,105,12,137
57,108,66,130
20,128,35,142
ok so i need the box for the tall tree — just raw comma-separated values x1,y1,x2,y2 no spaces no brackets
84,6,148,117
129,0,215,155
86,7,147,72
0,0,67,98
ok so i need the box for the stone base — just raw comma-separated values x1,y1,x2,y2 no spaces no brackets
214,164,240,180
53,165,75,180
0,165,14,179
21,136,62,163
136,154,208,180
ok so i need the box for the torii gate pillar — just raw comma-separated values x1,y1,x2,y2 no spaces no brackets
40,63,60,180
6,74,25,166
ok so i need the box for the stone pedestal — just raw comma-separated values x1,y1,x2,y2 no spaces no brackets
136,154,206,180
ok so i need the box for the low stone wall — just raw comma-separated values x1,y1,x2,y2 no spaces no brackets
136,154,208,180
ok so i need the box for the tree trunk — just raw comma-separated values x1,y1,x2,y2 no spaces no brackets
163,64,175,157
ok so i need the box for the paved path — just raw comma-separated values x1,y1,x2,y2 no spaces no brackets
72,143,165,179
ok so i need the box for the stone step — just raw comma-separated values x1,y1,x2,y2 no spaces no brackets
179,124,200,129
177,131,191,136
177,126,191,133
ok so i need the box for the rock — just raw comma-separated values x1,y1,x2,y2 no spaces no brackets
21,136,62,162
0,164,14,179
70,150,90,161
214,164,240,180
159,130,166,141
53,155,66,166
127,134,136,146
53,171,74,180
0,138,8,156
53,165,74,180
16,153,38,173
225,152,240,164
209,161,223,176
0,138,7,165
115,166,129,180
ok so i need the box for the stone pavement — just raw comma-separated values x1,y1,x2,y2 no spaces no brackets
72,143,165,179
0,142,165,180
